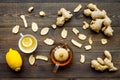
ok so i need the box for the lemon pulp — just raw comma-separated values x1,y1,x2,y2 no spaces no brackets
22,36,33,48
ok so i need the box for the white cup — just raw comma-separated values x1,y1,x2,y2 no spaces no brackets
18,33,38,54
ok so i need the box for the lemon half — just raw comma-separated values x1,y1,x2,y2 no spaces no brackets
22,37,33,48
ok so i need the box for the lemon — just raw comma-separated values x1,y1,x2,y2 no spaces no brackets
6,48,22,71
22,37,33,48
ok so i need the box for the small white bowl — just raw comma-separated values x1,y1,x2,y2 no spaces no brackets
18,33,38,54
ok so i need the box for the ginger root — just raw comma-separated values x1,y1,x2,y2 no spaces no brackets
84,3,106,19
56,8,73,26
104,58,118,71
91,60,108,71
91,50,118,71
90,19,104,33
84,3,114,37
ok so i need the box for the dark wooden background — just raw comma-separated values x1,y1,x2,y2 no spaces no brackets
0,0,120,80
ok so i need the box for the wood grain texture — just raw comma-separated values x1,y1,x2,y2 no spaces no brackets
0,0,120,3
0,2,120,79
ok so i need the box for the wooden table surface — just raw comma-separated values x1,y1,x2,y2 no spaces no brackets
0,0,120,80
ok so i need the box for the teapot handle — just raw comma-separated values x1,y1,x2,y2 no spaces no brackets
53,64,59,73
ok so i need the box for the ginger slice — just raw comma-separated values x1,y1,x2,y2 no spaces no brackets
36,55,48,61
40,27,50,36
28,6,34,13
51,24,57,29
72,28,79,35
29,54,35,65
74,4,82,12
84,45,92,50
80,54,85,63
88,36,93,45
39,11,46,17
61,28,67,39
71,39,82,48
20,15,28,28
32,22,38,32
82,21,89,29
44,38,54,45
12,25,20,34
78,34,87,40
101,38,108,45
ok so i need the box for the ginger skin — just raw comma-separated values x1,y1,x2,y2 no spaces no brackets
91,50,118,71
87,3,98,11
84,3,114,37
56,8,73,26
104,58,118,71
56,17,65,26
90,19,104,33
91,60,108,71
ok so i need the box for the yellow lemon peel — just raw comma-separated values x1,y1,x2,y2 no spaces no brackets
6,48,22,71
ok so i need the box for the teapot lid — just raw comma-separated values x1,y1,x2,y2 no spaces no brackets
54,48,69,62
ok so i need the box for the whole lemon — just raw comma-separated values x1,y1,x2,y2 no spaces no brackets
6,48,22,71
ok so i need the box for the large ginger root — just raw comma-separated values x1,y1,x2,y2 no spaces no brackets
104,58,118,71
56,8,73,26
91,50,118,71
84,9,106,19
90,19,104,33
91,60,108,71
104,50,112,61
87,3,98,11
102,26,113,37
84,3,114,37
84,3,106,19
103,50,118,71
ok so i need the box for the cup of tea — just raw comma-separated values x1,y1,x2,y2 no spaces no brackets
18,33,38,54
50,43,73,73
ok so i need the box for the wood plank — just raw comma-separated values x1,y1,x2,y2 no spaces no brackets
0,63,119,78
0,3,120,27
2,78,120,80
0,78,68,80
0,27,120,52
0,0,120,3
0,78,120,80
